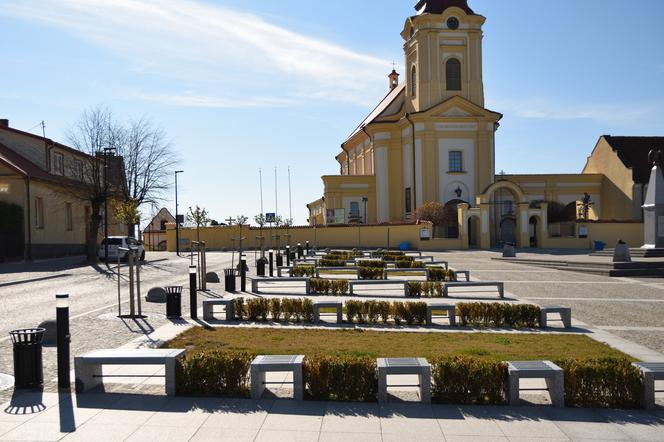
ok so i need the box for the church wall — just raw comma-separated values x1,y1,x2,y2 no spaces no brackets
582,137,636,220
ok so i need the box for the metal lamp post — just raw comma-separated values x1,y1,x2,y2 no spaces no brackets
175,170,184,256
189,265,197,319
56,293,70,390
268,249,274,277
103,147,116,261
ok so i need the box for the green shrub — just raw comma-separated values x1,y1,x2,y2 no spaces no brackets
327,251,354,259
246,298,270,321
411,261,425,268
381,252,406,261
346,300,365,323
176,351,253,397
431,356,507,405
358,267,384,280
320,258,347,267
377,301,392,324
408,282,423,297
358,260,386,268
332,280,349,296
292,265,315,277
428,267,456,282
457,303,541,328
555,358,642,409
391,302,427,325
364,300,381,324
310,278,331,295
233,298,245,320
270,298,282,321
304,356,377,402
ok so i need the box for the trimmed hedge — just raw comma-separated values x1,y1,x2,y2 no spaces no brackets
310,278,349,296
395,259,424,268
239,298,315,322
304,356,377,401
408,282,444,298
457,303,540,328
431,356,508,405
292,265,315,277
428,268,456,282
358,267,385,280
320,258,347,267
176,351,253,397
357,260,386,268
556,358,642,409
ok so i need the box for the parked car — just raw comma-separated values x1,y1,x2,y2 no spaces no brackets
98,236,145,262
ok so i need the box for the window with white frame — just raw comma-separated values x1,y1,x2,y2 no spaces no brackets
449,151,463,173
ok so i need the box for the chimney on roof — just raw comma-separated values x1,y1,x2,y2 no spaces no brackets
389,69,400,91
0,119,8,128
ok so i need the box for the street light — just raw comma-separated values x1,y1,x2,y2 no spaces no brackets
103,147,117,261
174,170,184,256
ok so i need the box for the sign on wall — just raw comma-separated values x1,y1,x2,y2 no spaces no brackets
420,227,431,241
265,213,276,223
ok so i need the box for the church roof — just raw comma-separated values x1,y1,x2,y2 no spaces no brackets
415,0,475,15
344,82,406,144
603,136,664,184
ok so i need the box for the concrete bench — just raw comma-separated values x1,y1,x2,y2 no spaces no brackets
426,261,449,270
315,267,359,278
276,266,292,277
540,306,572,329
251,277,311,294
314,301,343,323
74,349,186,396
443,281,504,298
453,270,470,281
202,299,234,321
507,361,564,408
251,355,304,400
349,279,409,296
385,268,429,279
377,358,431,404
426,304,456,326
633,362,664,409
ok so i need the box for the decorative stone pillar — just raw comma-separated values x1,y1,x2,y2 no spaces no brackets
479,203,491,249
517,202,530,248
457,203,469,249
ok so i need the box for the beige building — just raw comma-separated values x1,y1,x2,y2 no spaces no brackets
308,0,662,249
0,119,124,260
143,208,176,251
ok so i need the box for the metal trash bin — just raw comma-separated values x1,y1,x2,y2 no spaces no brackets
10,328,45,389
224,269,237,292
165,286,182,319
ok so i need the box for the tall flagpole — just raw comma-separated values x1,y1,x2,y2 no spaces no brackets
259,168,264,216
288,166,293,224
274,167,278,217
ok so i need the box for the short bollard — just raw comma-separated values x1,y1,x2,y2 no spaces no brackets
269,250,274,277
241,258,247,292
297,243,303,258
257,258,266,277
306,241,310,255
286,246,291,266
189,266,197,320
277,253,283,267
56,293,70,390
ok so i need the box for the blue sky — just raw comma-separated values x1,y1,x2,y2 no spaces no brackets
1,0,663,225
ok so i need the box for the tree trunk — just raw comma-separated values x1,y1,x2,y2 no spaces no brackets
87,203,102,263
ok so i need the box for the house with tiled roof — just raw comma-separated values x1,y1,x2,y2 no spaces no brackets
0,119,125,260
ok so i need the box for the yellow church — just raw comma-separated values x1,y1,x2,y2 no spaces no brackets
307,0,661,250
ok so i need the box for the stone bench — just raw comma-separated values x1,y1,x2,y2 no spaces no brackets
426,261,449,270
540,306,572,329
315,267,359,278
313,301,343,323
377,358,431,404
251,277,310,294
507,360,564,408
250,355,304,400
633,362,664,409
453,270,470,281
202,299,234,321
348,279,409,296
276,266,292,277
74,348,186,396
385,268,429,279
426,304,456,326
443,281,504,298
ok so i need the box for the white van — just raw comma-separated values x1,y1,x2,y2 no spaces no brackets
98,237,145,262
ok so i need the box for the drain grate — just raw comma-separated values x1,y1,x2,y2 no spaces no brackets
0,373,14,391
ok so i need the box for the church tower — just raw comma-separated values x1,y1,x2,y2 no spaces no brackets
402,0,486,111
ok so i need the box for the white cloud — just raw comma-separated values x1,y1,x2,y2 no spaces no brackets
488,96,656,125
0,0,390,108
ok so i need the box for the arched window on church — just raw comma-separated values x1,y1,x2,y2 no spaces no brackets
411,66,417,97
446,58,462,91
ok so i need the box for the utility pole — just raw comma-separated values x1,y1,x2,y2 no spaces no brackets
175,170,184,256
103,147,116,261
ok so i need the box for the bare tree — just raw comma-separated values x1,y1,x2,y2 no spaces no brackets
116,117,177,236
67,106,123,262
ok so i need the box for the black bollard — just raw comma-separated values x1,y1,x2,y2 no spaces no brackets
276,253,283,267
306,241,310,255
189,265,197,319
240,257,247,292
269,250,274,277
297,243,303,258
286,246,291,266
56,293,70,390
